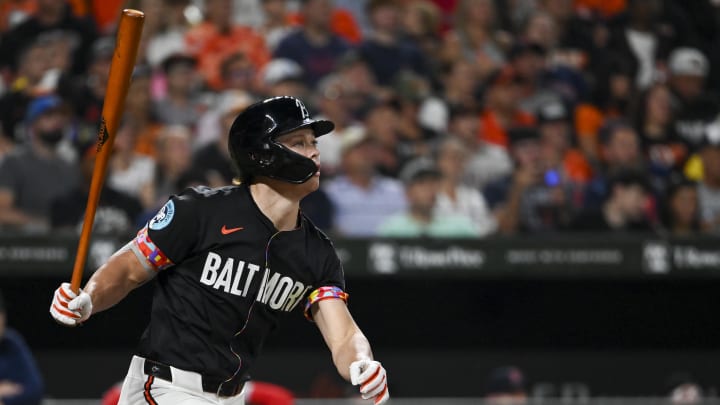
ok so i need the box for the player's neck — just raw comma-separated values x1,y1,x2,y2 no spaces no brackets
249,182,302,231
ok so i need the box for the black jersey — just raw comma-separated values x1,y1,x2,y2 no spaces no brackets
130,185,346,382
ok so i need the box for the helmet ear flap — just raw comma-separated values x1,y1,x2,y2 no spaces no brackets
250,150,276,167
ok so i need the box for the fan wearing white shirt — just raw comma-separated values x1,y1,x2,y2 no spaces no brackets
434,137,497,236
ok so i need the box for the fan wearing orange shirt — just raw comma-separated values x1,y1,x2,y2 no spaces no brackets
185,0,270,90
479,66,536,149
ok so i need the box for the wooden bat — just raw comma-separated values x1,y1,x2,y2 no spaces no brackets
70,9,145,293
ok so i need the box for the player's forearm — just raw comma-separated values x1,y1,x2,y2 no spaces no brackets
84,248,150,313
332,329,374,381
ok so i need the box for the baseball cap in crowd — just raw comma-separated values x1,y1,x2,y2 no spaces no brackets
399,157,442,185
339,127,371,155
507,126,540,146
537,100,570,124
90,36,115,62
262,58,304,86
161,53,197,74
508,41,546,61
668,47,709,77
25,95,65,124
484,366,527,396
216,90,255,118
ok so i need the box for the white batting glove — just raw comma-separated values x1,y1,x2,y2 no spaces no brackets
350,359,389,404
50,282,92,326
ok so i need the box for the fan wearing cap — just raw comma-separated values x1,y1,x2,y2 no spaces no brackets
49,96,389,405
0,95,79,231
377,157,479,238
666,47,720,151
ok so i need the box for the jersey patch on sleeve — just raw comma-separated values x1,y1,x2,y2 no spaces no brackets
149,200,175,230
304,286,349,322
133,226,174,271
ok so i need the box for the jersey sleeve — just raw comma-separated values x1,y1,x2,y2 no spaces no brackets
131,192,200,272
303,246,348,321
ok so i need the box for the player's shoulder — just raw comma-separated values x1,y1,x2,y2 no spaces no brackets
301,214,334,245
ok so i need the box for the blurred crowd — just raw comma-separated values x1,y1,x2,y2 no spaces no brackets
0,0,720,239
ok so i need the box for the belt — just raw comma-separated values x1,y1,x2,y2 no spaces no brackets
143,358,245,397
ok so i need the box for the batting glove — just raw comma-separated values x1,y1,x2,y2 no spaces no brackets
350,359,389,404
50,282,92,326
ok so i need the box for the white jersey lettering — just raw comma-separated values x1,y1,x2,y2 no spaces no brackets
200,252,311,313
200,252,222,285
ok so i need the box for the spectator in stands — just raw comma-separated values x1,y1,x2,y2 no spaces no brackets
509,41,562,117
441,0,506,80
144,0,193,69
570,169,656,232
123,64,164,159
480,67,536,149
666,47,719,152
314,74,365,177
257,0,293,51
485,127,576,234
154,53,203,128
537,100,593,184
108,119,156,210
0,39,51,142
185,0,270,90
574,57,636,163
400,0,443,81
0,290,43,405
448,106,512,191
633,82,686,193
521,10,559,52
259,58,310,99
142,125,193,220
441,59,482,115
362,98,404,178
0,0,97,76
697,131,720,234
483,366,528,405
660,177,699,237
333,51,384,118
217,51,260,94
357,0,431,88
325,129,406,237
274,0,351,88
435,138,497,236
584,120,644,209
0,95,79,231
604,0,673,90
192,90,253,187
51,143,143,235
378,157,479,238
58,36,114,134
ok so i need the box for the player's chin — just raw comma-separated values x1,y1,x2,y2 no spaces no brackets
305,175,320,191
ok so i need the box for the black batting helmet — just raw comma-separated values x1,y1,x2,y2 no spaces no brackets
228,96,334,184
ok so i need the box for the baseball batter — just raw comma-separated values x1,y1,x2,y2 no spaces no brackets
49,96,389,404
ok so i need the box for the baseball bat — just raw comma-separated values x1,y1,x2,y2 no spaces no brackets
70,9,145,293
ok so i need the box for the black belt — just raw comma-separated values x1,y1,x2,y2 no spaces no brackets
143,358,245,397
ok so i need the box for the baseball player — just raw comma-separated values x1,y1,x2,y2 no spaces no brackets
49,96,389,404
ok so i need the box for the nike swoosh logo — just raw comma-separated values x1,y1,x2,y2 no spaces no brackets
221,225,244,235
